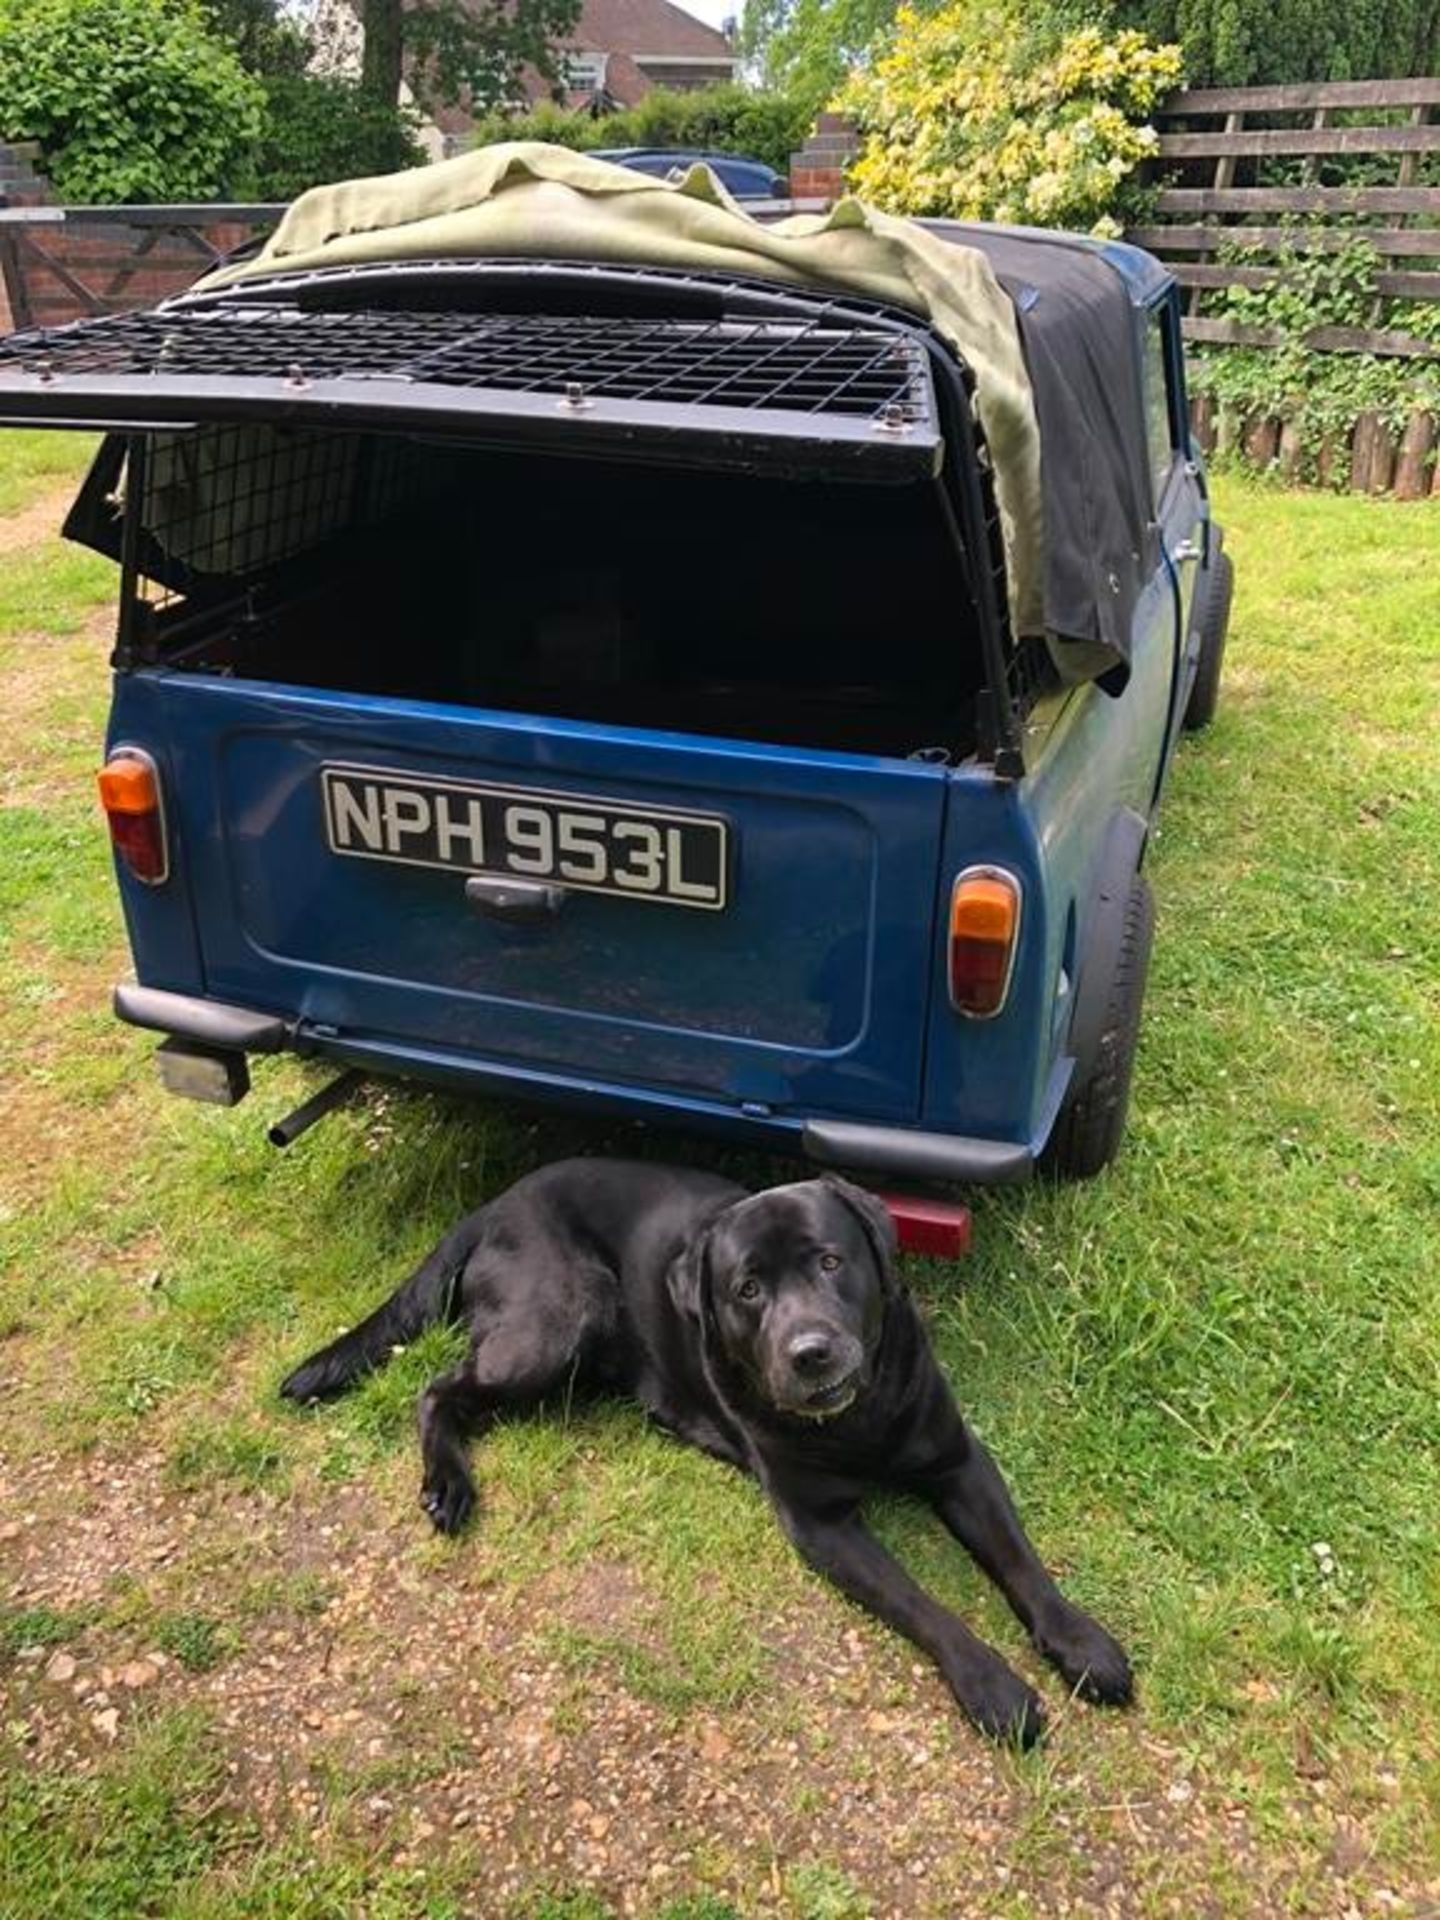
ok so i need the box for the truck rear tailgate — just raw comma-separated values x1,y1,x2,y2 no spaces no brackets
141,674,948,1121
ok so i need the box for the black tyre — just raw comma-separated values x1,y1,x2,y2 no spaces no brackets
1042,875,1155,1180
1182,545,1233,732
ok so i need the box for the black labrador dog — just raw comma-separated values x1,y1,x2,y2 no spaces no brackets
281,1158,1131,1744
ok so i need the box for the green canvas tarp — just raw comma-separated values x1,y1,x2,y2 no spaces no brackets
202,142,1047,643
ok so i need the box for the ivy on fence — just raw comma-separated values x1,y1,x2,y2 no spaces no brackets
1186,230,1440,490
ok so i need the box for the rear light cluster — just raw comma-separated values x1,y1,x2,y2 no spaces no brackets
97,747,169,885
948,866,1021,1018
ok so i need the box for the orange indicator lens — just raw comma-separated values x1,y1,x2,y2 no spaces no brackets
97,749,168,884
949,868,1021,1017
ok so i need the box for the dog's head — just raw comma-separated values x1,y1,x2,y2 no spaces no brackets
672,1174,899,1420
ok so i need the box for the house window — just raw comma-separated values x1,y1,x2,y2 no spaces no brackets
566,50,608,92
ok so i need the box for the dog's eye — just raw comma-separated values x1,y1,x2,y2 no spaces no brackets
735,1275,761,1302
819,1253,842,1273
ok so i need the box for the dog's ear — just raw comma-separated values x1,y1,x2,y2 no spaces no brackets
821,1174,902,1293
668,1220,716,1324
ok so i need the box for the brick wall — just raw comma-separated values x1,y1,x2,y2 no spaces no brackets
0,142,56,329
0,141,55,208
788,113,859,205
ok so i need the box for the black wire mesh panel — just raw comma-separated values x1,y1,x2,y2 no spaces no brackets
131,425,443,604
0,304,931,427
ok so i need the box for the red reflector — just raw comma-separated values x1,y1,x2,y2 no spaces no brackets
97,749,168,884
878,1192,973,1260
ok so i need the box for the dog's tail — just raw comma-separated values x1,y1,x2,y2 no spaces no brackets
279,1213,483,1403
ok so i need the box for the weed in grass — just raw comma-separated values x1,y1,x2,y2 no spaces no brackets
0,806,110,942
655,1902,743,1920
517,1894,616,1920
1,1721,480,1919
95,1571,151,1634
187,1870,471,1920
1270,1612,1364,1708
317,1436,364,1483
541,1617,763,1716
782,1861,872,1920
0,1605,89,1658
234,1569,333,1622
152,1612,238,1673
101,1331,207,1421
513,1895,741,1920
0,540,115,636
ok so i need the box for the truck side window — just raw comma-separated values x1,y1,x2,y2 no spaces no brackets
1143,304,1177,507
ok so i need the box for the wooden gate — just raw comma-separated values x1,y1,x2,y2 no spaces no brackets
0,204,283,334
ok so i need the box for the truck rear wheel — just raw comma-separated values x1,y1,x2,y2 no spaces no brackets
1042,874,1154,1180
1183,547,1232,732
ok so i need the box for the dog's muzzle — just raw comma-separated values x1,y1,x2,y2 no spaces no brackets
774,1326,866,1420
797,1368,861,1419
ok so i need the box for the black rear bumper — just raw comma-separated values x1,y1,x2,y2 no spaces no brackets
115,982,1035,1185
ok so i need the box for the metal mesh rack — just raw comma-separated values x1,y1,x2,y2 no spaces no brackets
0,303,932,424
1,282,945,481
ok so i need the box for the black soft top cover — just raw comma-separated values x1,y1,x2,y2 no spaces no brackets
931,224,1162,683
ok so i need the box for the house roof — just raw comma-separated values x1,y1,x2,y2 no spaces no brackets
563,0,734,60
428,0,735,129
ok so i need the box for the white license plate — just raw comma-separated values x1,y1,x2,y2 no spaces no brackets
321,764,728,911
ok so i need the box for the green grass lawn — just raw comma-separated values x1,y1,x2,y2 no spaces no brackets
1,454,1437,1918
0,429,100,518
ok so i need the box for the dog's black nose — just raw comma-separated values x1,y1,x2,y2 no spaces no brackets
788,1331,835,1378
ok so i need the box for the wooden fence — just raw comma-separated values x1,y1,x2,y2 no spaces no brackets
1124,78,1440,495
1126,77,1440,352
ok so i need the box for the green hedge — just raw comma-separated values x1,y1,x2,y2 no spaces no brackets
0,0,264,202
468,85,811,178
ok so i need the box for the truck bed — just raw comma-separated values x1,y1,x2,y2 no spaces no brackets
134,434,987,762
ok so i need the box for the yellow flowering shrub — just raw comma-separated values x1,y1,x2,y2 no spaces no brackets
839,6,1182,233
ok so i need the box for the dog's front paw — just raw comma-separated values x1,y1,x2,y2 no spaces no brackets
276,1359,332,1405
951,1655,1047,1748
280,1355,346,1403
1037,1609,1133,1707
419,1470,475,1536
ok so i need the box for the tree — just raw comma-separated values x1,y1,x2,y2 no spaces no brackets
357,0,585,116
202,0,425,200
254,72,427,200
205,0,310,73
744,0,1440,110
738,0,904,115
1102,0,1439,87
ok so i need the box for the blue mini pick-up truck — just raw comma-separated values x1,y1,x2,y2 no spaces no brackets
0,175,1230,1186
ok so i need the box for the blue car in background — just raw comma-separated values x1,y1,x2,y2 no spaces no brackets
590,148,790,199
0,195,1229,1186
